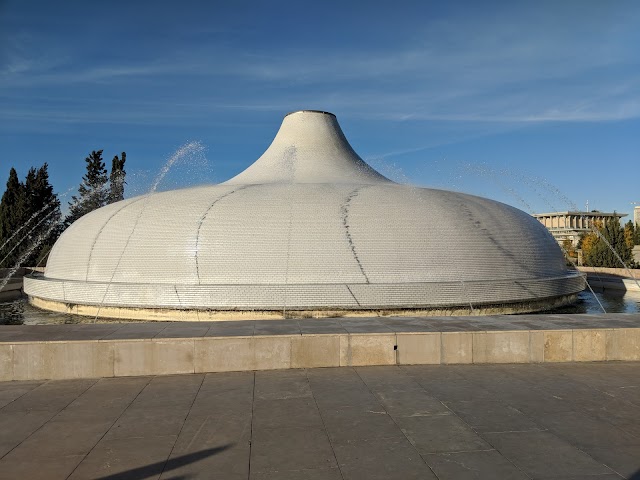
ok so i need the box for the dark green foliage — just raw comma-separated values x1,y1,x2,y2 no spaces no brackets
66,150,108,225
584,217,635,268
0,165,62,267
0,168,25,243
108,152,126,204
25,164,62,265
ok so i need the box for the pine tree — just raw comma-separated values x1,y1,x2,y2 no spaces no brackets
0,165,61,267
108,151,126,204
624,220,635,249
67,150,108,225
0,168,25,243
28,164,62,264
585,217,634,268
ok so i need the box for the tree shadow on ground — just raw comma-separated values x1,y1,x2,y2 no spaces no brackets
94,444,233,480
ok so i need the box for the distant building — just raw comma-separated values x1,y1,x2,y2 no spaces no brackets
635,206,640,227
533,211,627,246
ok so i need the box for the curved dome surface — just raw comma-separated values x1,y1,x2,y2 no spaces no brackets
25,110,584,318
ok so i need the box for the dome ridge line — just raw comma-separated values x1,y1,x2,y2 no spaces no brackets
341,186,371,284
85,196,147,282
194,184,252,285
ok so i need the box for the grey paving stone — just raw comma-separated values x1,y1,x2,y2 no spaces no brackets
455,368,574,416
483,430,614,478
298,319,347,334
357,367,450,413
251,467,343,480
0,380,43,409
600,385,640,406
189,372,254,415
154,324,210,338
583,445,640,479
206,320,255,337
583,400,640,438
425,321,482,332
6,417,113,457
558,362,640,389
253,320,300,336
101,323,168,339
199,370,254,394
377,317,436,333
369,385,451,418
161,439,249,479
356,365,418,388
321,404,405,445
59,376,150,414
402,365,493,402
309,370,380,409
104,405,191,440
69,434,177,480
532,475,622,479
536,410,640,448
0,452,85,480
423,450,529,480
0,409,57,457
0,378,97,413
334,436,437,480
255,369,312,400
394,414,491,454
128,373,203,409
250,426,337,474
253,396,324,431
337,318,393,332
445,399,543,433
172,411,252,454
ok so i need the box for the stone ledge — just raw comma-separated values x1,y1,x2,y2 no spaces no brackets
1,327,640,381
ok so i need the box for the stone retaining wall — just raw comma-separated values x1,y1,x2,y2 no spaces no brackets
2,327,639,381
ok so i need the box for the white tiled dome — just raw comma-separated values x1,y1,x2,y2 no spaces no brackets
25,111,584,318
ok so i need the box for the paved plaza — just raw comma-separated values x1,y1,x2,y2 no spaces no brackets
0,362,639,479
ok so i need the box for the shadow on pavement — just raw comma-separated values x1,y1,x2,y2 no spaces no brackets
94,444,233,480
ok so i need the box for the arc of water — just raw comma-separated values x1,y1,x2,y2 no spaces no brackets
93,142,205,320
0,205,56,255
558,243,606,314
578,213,640,292
0,208,60,267
0,220,61,293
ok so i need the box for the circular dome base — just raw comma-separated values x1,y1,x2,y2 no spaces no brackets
25,271,584,321
27,290,580,321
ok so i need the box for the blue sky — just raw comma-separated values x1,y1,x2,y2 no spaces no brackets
1,0,639,218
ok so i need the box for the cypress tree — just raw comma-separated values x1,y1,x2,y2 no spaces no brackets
0,165,61,266
67,150,108,225
29,164,62,265
0,168,25,242
108,151,126,204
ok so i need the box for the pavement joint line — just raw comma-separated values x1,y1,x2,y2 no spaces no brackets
65,375,155,479
159,373,206,478
0,377,100,462
453,365,630,479
247,370,257,480
403,366,535,479
304,368,346,480
352,366,441,479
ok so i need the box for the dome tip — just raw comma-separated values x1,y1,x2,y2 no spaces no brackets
284,110,336,118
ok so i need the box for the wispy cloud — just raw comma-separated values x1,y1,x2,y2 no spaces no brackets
1,2,639,128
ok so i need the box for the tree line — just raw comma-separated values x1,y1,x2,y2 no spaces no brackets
564,217,640,268
0,150,127,267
